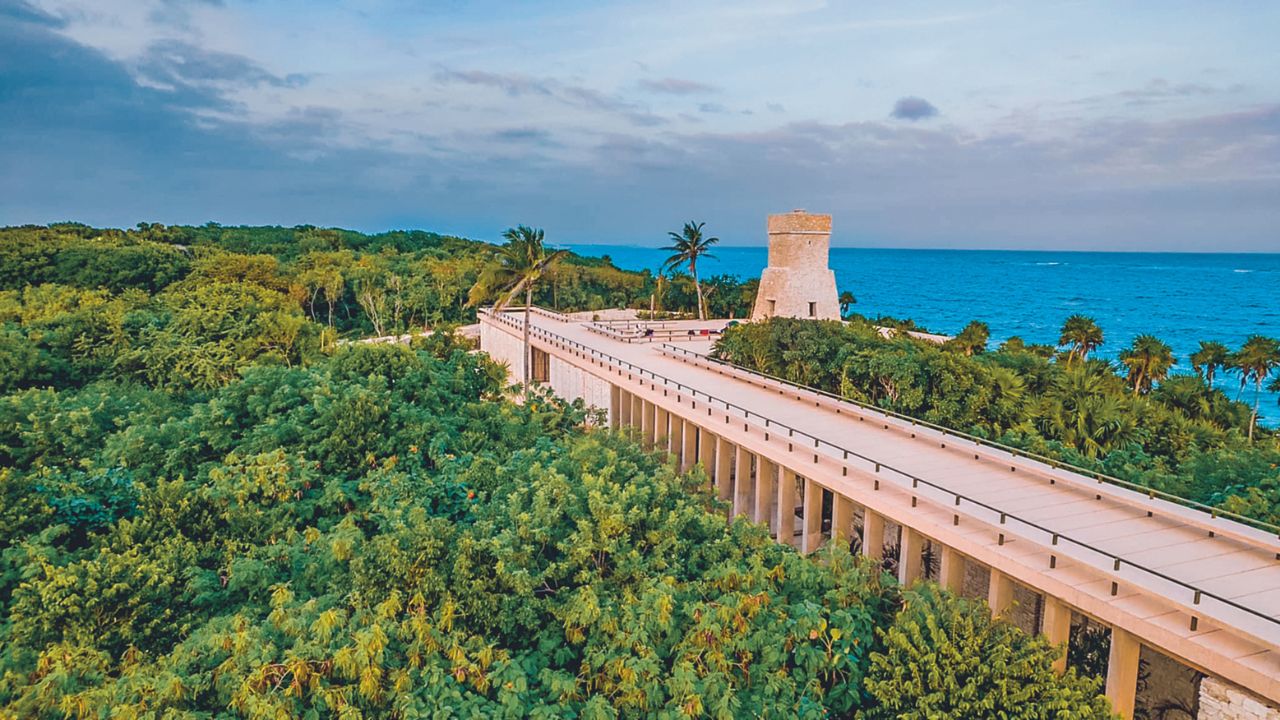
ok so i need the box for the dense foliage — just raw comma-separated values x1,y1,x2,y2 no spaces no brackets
0,224,1113,717
0,223,755,352
863,587,1111,719
713,317,1280,525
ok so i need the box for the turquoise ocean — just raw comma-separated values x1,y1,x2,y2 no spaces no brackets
565,246,1280,423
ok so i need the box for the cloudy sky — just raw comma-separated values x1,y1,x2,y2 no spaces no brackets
2,0,1278,250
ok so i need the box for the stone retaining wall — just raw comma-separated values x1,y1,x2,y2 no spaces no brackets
1199,677,1280,719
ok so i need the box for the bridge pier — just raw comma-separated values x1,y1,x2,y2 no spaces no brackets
734,447,754,518
682,421,697,471
989,569,1015,619
802,477,824,553
755,457,777,535
715,435,733,503
631,393,643,434
1041,596,1071,675
939,546,965,594
832,493,855,548
899,527,924,586
778,467,799,548
862,509,886,561
1107,627,1141,720
642,399,656,447
669,413,683,463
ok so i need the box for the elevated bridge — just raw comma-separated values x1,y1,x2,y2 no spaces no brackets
479,308,1280,718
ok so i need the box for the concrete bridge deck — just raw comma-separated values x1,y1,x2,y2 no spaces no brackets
479,307,1280,716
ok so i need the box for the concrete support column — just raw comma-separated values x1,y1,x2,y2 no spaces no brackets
617,388,628,427
862,510,885,560
754,457,776,533
777,467,798,547
898,527,924,586
698,427,715,475
609,385,621,429
831,494,855,546
669,414,683,461
657,407,671,452
642,400,655,446
660,409,680,453
715,436,733,502
733,448,753,518
1041,596,1071,676
683,421,698,472
631,394,643,431
988,569,1015,618
1105,627,1141,720
801,478,824,553
938,546,965,594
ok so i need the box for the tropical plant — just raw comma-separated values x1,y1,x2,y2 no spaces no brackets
467,225,568,389
1231,335,1280,441
662,221,719,320
948,320,990,357
1119,334,1175,394
839,290,857,317
1190,340,1230,385
862,586,1115,719
1059,314,1104,362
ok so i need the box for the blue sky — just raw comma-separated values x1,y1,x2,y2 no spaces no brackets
1,0,1278,250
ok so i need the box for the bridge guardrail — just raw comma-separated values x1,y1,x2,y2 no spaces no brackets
658,343,1280,543
585,321,722,344
479,307,1280,642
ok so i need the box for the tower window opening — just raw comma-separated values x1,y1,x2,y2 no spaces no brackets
808,302,817,317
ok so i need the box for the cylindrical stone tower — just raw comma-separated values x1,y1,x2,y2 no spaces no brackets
751,210,839,322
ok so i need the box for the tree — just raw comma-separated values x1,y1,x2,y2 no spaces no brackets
1058,315,1104,363
1231,335,1280,442
839,290,857,317
1118,334,1174,395
662,221,719,320
468,226,568,390
1190,340,1230,385
948,320,990,357
862,586,1114,719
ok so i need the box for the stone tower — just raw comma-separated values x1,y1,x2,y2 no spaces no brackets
751,210,839,322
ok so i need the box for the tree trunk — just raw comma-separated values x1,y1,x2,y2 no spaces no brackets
1250,377,1261,442
692,261,705,321
523,287,533,393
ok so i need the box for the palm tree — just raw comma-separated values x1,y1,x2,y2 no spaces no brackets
1118,334,1174,394
1058,315,1104,363
839,291,857,317
1189,340,1230,385
467,226,568,390
1230,335,1280,442
662,221,719,320
948,320,990,357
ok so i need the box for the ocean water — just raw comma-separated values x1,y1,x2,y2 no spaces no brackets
565,246,1280,422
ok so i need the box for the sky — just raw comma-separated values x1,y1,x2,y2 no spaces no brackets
1,0,1278,251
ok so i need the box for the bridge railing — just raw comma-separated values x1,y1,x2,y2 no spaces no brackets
658,343,1280,543
479,307,1280,643
585,321,723,344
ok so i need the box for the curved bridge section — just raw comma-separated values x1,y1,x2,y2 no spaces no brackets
478,308,1280,718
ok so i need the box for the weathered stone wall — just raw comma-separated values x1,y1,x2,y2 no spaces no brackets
479,319,525,383
547,352,612,416
751,210,840,322
1199,676,1280,720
